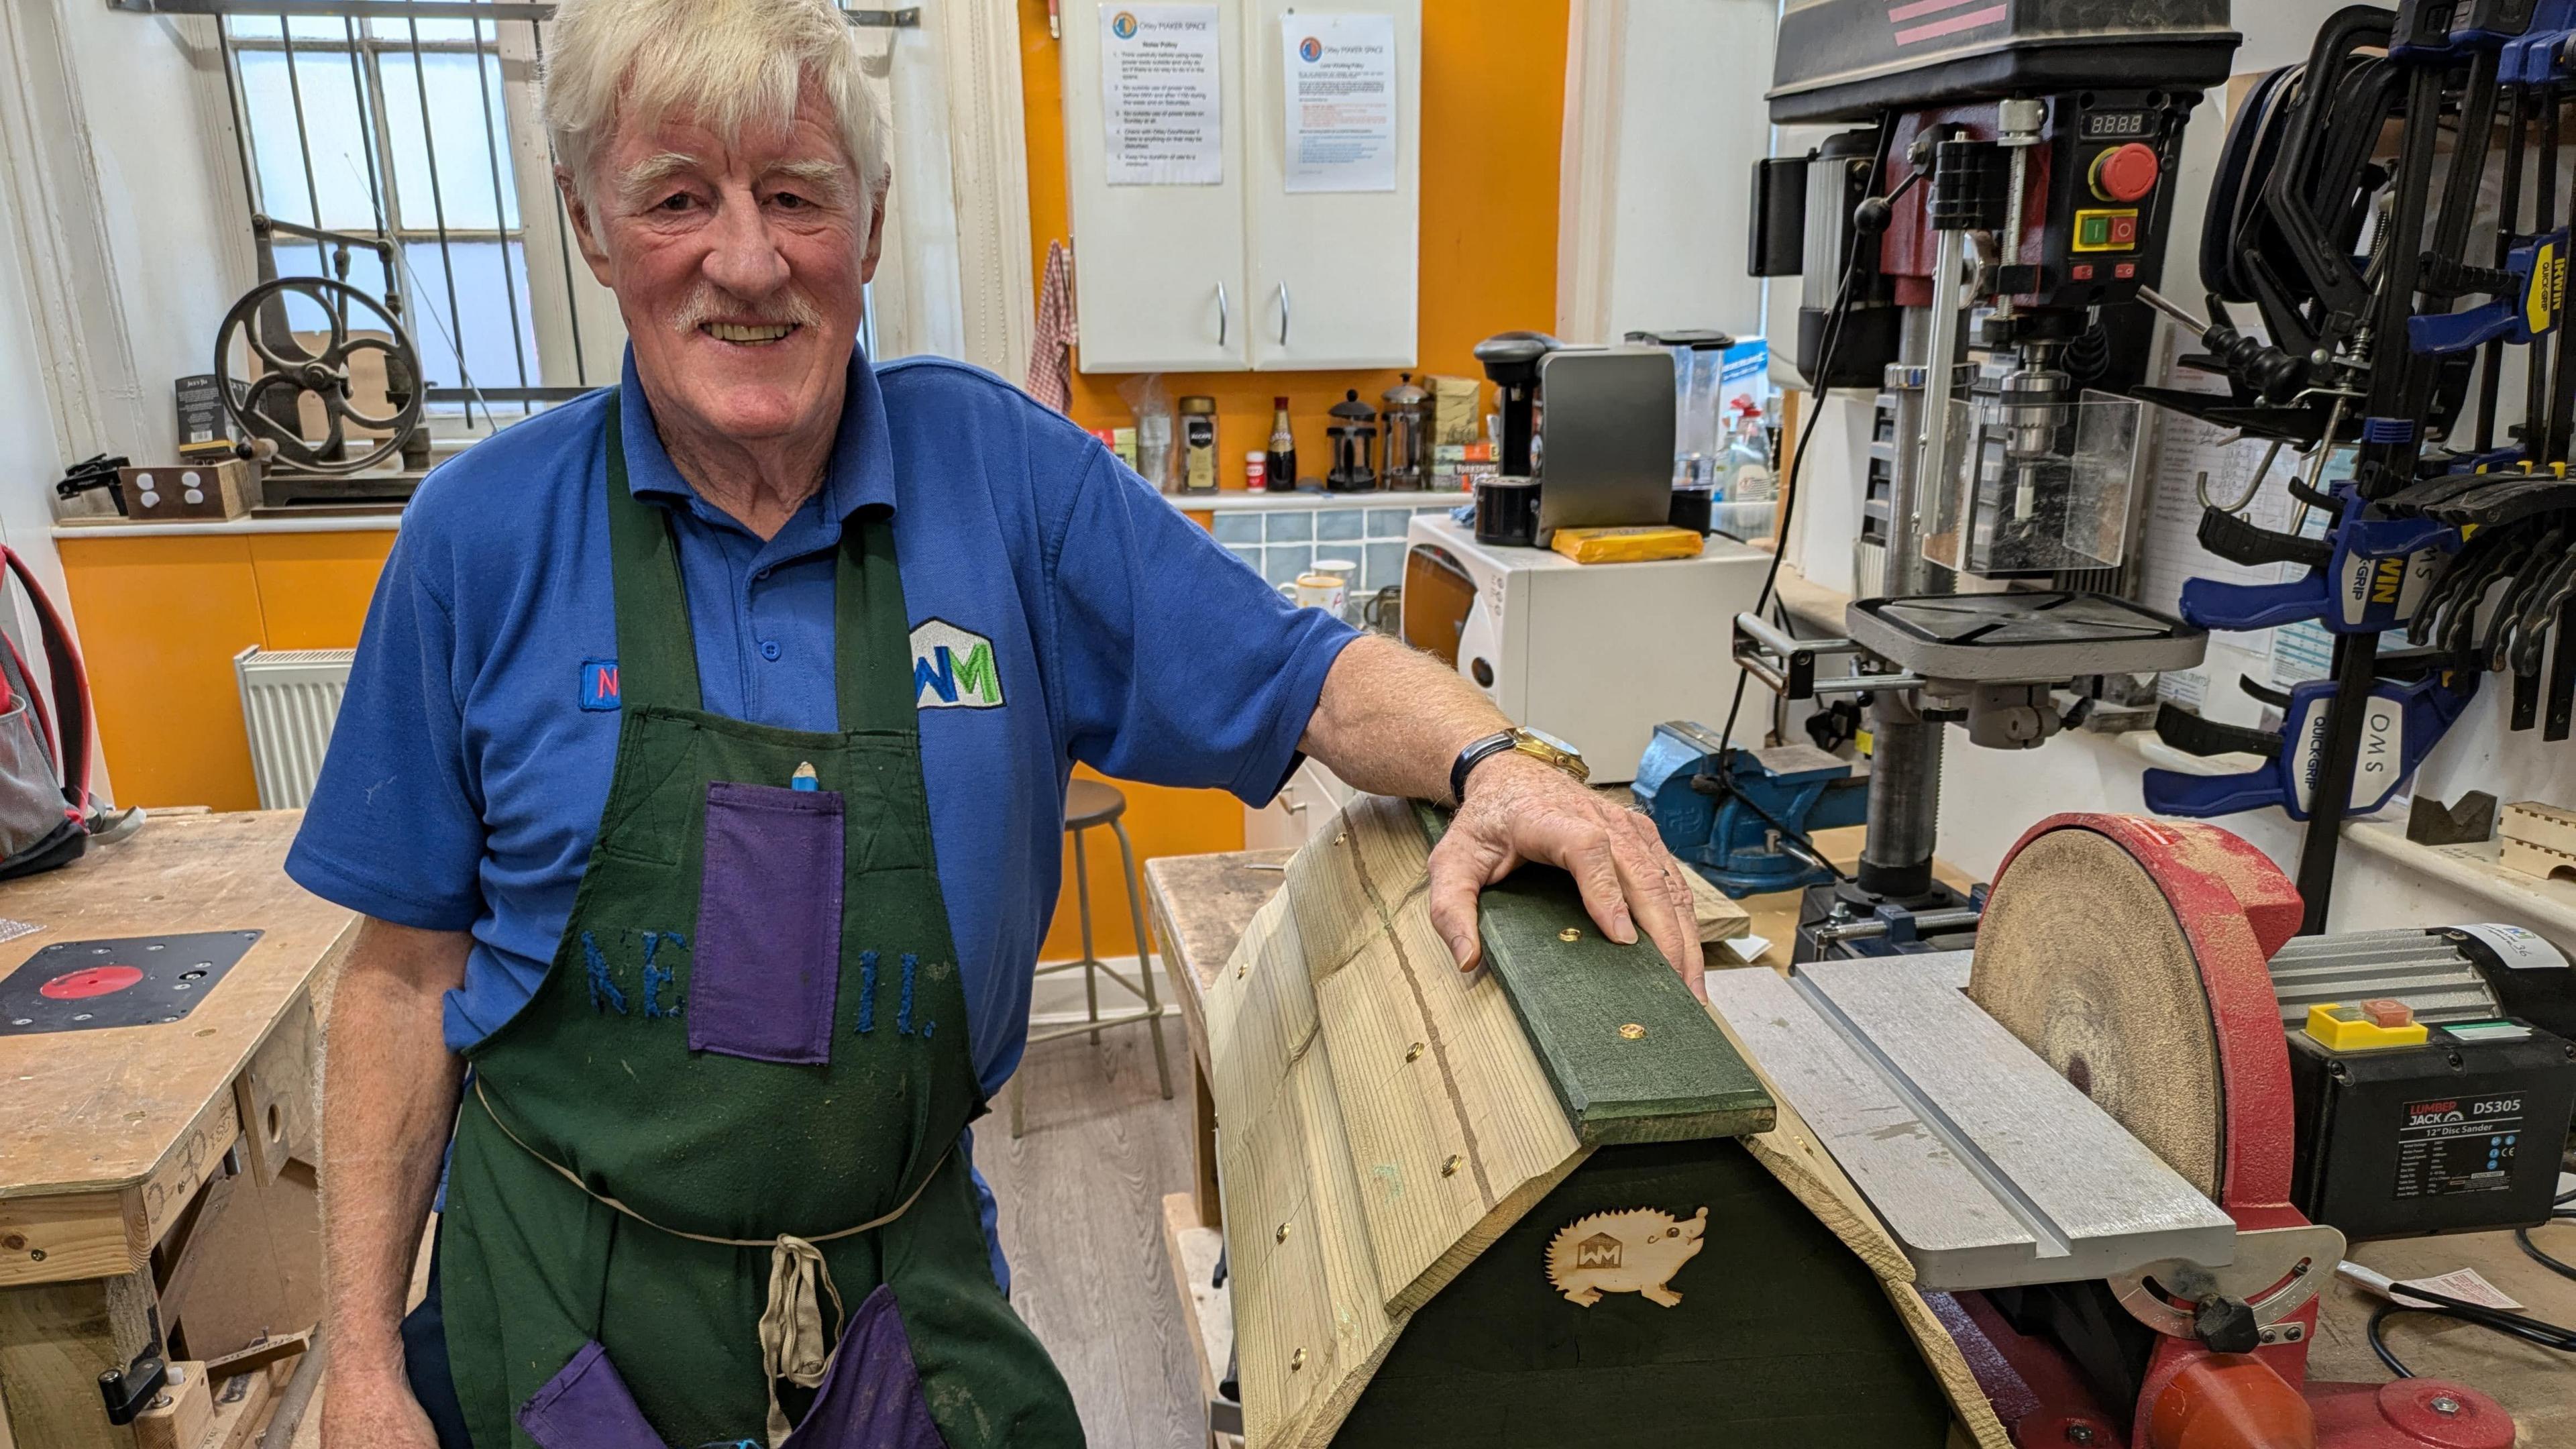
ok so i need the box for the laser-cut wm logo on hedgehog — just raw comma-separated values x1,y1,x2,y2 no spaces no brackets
1546,1207,1707,1308
912,621,1005,710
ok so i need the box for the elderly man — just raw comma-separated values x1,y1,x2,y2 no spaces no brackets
293,0,1703,1444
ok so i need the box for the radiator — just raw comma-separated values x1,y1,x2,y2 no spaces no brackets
234,647,355,810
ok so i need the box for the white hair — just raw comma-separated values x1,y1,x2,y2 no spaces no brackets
541,0,890,219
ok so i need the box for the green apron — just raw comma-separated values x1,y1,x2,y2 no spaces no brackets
437,400,1084,1448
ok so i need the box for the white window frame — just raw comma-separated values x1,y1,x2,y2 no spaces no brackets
203,0,1034,427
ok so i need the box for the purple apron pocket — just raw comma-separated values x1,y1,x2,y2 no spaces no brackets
784,1285,949,1449
516,1340,667,1449
689,780,845,1065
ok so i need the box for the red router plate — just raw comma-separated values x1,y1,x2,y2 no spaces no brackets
0,932,262,1034
39,965,145,1000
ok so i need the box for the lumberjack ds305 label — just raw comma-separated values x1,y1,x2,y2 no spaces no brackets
2395,1093,2524,1198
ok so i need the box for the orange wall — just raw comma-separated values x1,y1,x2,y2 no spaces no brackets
1017,0,1570,488
60,531,396,812
1022,0,1570,963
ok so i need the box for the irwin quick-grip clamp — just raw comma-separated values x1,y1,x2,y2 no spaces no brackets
2407,227,2568,355
2181,487,2463,634
2143,667,2476,822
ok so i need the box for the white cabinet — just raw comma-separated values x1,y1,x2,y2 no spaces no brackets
1058,1,1252,372
1244,758,1359,849
1242,0,1421,370
1059,0,1421,374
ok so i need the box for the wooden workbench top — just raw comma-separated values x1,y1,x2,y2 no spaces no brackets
0,811,350,1208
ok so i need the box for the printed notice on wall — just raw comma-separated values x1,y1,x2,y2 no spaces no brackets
1102,5,1223,186
1281,13,1398,193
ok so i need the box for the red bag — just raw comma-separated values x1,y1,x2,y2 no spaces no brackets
0,545,105,878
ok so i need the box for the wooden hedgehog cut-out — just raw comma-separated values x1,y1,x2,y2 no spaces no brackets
1544,1205,1709,1307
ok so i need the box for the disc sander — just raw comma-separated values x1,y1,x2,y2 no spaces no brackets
1968,827,2226,1198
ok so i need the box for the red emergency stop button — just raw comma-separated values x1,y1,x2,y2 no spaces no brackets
2091,143,2161,203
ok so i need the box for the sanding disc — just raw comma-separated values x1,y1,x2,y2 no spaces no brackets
1968,828,2226,1198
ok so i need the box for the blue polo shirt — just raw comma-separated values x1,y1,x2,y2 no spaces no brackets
286,349,1356,1275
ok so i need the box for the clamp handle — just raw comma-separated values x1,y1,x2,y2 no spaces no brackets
2182,576,2328,632
2153,703,2284,759
2142,763,2287,818
2198,506,2332,569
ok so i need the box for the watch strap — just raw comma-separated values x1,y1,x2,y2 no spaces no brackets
1450,731,1521,806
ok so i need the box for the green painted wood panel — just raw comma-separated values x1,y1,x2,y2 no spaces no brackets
1417,804,1774,1145
1332,1137,1954,1447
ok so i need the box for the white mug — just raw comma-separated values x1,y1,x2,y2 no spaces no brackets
1295,572,1348,614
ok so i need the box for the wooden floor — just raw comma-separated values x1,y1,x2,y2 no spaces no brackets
977,1021,1205,1449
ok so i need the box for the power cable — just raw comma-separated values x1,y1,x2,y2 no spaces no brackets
1695,119,1912,875
2343,1237,2576,1379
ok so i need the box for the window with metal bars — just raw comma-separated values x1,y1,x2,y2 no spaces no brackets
209,0,907,435
220,4,591,427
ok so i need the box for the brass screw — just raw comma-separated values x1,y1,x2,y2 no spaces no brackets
1275,1223,1291,1243
1290,1348,1307,1372
1559,927,1581,942
1619,1023,1647,1040
1440,1154,1462,1177
1405,1041,1424,1062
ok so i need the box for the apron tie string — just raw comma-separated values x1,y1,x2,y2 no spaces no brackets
471,1078,945,1446
761,1235,846,1448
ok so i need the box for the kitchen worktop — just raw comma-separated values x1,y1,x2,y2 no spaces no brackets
1172,486,1469,511
54,505,407,539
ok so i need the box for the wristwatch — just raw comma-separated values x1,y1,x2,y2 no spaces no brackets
1450,727,1589,805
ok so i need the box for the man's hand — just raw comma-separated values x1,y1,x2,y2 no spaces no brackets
1425,751,1707,998
321,1366,440,1449
1298,635,1707,997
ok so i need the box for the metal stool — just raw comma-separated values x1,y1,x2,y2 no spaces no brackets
1012,779,1174,1136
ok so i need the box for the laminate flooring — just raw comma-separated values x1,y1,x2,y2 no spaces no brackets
975,1022,1205,1449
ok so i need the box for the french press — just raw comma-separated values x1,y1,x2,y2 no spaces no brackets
1326,389,1380,492
1379,373,1432,490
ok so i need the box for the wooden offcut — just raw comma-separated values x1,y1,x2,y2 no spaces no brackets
2502,798,2576,854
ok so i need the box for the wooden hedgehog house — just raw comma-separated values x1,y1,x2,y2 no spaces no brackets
1203,796,1970,1448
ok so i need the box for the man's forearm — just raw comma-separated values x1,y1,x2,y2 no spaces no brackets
321,918,470,1385
1299,634,1512,801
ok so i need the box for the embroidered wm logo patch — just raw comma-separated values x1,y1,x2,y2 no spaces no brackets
911,621,1004,710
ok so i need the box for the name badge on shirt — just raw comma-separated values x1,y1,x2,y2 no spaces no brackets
911,621,1005,710
580,659,621,712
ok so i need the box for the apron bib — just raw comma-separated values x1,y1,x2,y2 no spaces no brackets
437,400,1083,1449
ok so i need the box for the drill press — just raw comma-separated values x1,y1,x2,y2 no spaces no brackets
1737,1,2237,957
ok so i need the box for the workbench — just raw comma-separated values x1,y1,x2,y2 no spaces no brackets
1142,837,2576,1447
0,811,349,1448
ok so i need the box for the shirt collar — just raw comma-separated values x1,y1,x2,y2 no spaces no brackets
616,343,898,529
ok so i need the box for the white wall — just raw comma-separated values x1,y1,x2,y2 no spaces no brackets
0,3,250,800
1769,0,2576,944
1557,0,1776,345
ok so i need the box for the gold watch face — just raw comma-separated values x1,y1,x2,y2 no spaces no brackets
1511,728,1589,782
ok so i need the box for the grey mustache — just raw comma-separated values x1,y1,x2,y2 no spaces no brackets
671,283,822,333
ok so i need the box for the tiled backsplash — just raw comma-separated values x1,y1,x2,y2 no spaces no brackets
1212,503,1460,622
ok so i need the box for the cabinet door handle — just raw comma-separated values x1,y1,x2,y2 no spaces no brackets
1279,282,1292,346
1216,281,1230,347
